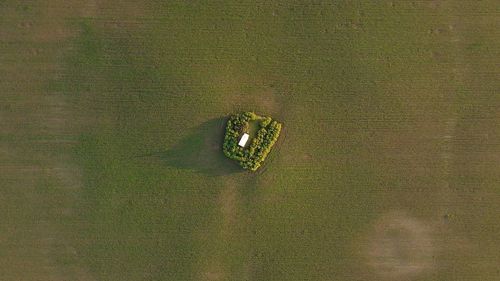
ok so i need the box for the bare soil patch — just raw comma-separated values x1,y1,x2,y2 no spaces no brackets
363,212,435,280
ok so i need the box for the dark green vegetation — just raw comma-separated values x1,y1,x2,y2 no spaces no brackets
1,1,499,281
223,112,282,171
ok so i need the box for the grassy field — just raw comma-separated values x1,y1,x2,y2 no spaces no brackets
1,1,499,281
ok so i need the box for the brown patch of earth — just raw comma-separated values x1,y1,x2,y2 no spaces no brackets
361,212,436,280
218,179,240,237
195,179,241,281
201,65,283,115
198,263,226,281
0,1,102,280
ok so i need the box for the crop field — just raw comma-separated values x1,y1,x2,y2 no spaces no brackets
1,1,499,281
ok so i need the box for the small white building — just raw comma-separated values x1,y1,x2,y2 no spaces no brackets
238,133,250,147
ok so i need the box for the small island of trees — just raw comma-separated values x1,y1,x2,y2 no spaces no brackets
223,112,282,171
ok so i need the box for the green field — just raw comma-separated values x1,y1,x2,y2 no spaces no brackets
1,1,499,280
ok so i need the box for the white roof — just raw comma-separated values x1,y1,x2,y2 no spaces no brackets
238,133,250,147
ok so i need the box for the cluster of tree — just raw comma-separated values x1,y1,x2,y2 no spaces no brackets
222,112,254,159
223,112,282,171
245,120,281,170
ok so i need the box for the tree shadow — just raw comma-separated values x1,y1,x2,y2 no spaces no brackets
152,117,244,176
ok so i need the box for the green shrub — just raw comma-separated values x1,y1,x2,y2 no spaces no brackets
223,112,282,171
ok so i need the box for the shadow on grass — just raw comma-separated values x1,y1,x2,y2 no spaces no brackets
152,117,244,176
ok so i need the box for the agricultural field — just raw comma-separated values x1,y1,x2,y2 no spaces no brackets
1,1,499,281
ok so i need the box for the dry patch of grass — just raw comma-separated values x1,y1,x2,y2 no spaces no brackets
0,1,96,280
362,212,436,280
